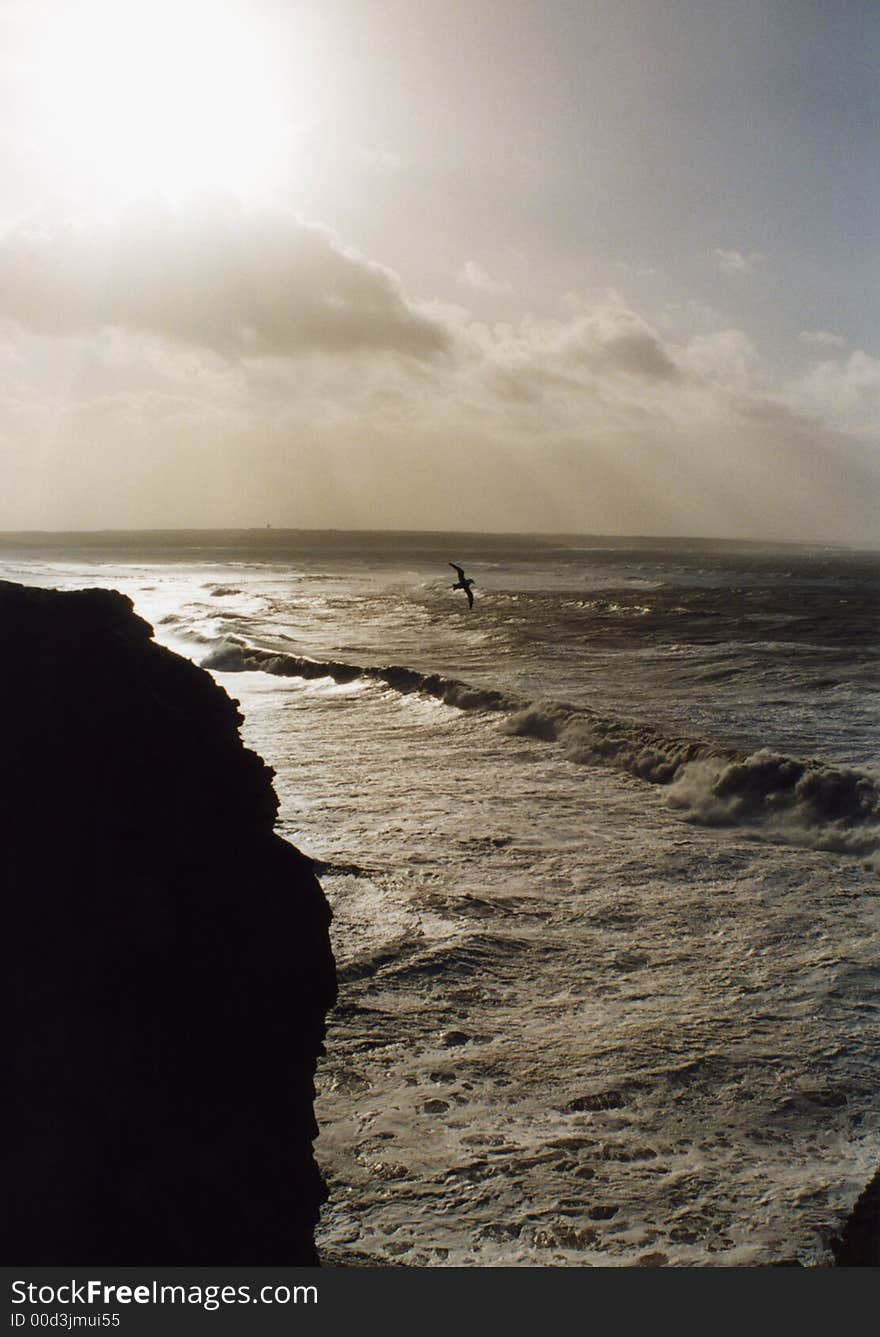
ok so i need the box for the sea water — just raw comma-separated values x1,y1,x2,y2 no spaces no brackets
4,529,879,1266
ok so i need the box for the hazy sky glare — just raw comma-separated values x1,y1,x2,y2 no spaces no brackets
1,0,879,540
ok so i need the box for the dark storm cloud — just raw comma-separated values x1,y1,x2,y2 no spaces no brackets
599,331,680,380
0,205,450,359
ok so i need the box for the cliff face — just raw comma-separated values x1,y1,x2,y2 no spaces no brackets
832,1169,880,1267
2,580,336,1264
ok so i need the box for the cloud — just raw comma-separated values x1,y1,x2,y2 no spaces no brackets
598,330,680,380
467,296,683,407
799,329,845,348
457,260,514,295
679,327,760,392
3,259,880,543
713,248,764,275
784,349,880,431
612,261,658,279
0,203,450,360
354,145,403,174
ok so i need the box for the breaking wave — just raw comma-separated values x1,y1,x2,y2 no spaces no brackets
665,751,880,855
500,704,714,783
201,640,518,712
202,640,880,855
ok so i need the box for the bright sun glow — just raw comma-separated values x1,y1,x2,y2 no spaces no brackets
36,0,311,206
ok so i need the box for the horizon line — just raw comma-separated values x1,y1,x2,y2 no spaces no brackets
0,524,873,551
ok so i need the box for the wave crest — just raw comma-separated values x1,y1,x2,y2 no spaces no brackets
202,640,880,855
201,641,517,710
666,750,880,853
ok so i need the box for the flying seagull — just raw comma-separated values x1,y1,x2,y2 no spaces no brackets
449,562,475,610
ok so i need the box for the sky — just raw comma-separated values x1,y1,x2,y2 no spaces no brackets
1,0,879,541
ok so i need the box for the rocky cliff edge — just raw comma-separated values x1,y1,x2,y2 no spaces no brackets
2,580,337,1264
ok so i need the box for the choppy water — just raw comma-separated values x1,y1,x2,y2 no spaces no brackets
4,529,879,1265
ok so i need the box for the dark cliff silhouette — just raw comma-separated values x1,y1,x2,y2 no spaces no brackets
831,1167,880,1266
2,580,337,1264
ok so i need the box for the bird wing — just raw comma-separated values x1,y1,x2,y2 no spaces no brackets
449,563,465,579
465,586,474,609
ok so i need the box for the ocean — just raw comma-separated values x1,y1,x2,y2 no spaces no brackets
4,528,879,1266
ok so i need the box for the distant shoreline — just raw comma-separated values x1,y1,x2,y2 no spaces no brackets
0,526,870,554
